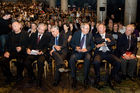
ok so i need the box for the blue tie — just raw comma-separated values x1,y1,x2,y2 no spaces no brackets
80,35,85,49
55,36,58,45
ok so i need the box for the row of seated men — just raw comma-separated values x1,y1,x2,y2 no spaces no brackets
0,21,137,89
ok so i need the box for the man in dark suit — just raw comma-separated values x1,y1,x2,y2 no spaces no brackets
49,25,68,86
69,23,94,88
24,23,49,88
0,13,11,55
93,24,121,88
0,21,28,84
117,24,137,81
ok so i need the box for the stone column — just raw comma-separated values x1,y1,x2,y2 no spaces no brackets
124,0,137,25
61,0,68,13
49,0,55,8
97,0,107,22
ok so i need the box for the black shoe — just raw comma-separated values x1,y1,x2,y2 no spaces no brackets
114,75,121,84
52,80,60,87
71,78,77,89
122,75,126,80
4,79,11,85
16,76,24,82
94,79,103,89
94,82,102,89
128,76,135,81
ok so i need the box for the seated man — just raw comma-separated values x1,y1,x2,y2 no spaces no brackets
93,24,121,88
69,23,94,88
0,21,28,84
117,24,137,81
49,25,68,86
24,23,49,88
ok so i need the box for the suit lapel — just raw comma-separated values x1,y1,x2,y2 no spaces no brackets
86,33,89,47
78,32,82,46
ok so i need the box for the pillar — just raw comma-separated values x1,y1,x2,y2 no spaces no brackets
124,0,137,25
49,0,55,8
61,0,68,13
97,0,107,22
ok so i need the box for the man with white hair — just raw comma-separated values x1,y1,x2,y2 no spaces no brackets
24,23,49,88
69,23,94,88
49,25,68,87
0,21,28,84
117,24,137,81
93,24,121,88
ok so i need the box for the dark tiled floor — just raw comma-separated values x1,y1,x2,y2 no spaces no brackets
0,64,140,93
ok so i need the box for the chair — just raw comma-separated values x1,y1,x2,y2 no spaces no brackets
32,60,49,79
102,60,112,72
136,55,140,75
52,59,69,76
10,59,17,76
10,59,49,79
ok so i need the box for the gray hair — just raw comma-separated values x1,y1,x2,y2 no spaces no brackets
51,25,59,30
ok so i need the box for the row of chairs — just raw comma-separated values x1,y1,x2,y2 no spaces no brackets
9,55,140,79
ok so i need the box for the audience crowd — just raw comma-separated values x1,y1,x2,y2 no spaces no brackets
0,1,140,89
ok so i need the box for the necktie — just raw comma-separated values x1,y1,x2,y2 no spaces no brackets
55,36,59,45
128,36,131,50
102,43,107,52
37,35,41,44
80,35,85,49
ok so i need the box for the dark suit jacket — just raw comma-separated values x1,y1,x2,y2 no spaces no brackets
94,33,116,54
70,30,94,53
28,31,49,53
5,30,28,54
117,34,137,57
49,33,67,55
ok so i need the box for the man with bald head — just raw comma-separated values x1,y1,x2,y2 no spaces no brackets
0,21,28,84
93,24,121,88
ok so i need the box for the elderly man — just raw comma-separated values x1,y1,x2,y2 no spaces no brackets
69,23,94,88
0,21,28,84
93,24,121,88
117,24,137,81
24,23,49,88
49,25,68,86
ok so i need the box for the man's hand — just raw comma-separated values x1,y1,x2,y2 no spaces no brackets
38,51,43,55
105,38,111,42
81,48,88,52
54,45,61,51
27,48,31,55
4,52,10,58
130,54,136,59
96,43,105,48
123,55,131,60
16,46,22,52
50,50,54,56
76,46,81,52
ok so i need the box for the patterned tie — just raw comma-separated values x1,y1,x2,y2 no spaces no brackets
80,35,85,49
55,36,59,45
37,35,41,44
128,36,131,50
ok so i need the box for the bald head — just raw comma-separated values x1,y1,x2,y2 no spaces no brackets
12,22,22,34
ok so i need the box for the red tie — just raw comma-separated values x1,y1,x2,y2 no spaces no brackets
37,35,41,44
